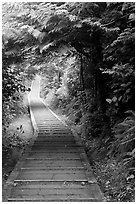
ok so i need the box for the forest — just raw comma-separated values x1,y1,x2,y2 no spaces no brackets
2,2,135,202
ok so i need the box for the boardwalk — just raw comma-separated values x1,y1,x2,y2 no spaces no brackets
3,76,104,202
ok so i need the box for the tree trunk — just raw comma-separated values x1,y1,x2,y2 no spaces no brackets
94,68,106,113
80,52,85,91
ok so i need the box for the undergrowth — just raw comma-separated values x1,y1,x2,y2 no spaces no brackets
2,125,30,181
2,90,31,182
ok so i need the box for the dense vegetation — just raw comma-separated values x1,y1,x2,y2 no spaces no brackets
2,2,135,201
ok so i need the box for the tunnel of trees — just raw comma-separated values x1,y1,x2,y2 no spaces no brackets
2,2,135,201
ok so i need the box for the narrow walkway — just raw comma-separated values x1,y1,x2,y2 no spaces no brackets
3,76,104,202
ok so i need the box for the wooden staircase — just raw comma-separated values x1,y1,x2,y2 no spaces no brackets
3,77,104,202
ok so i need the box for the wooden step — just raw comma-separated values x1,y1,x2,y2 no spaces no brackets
8,198,101,202
29,149,79,153
34,136,75,141
22,159,83,168
36,136,74,141
16,168,87,181
27,152,80,159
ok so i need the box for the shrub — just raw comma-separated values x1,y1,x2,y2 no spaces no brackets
108,111,135,173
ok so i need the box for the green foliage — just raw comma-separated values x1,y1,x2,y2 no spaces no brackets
81,111,107,139
2,123,30,180
105,27,135,64
93,159,135,202
105,63,134,114
2,65,25,100
108,111,135,170
3,125,25,151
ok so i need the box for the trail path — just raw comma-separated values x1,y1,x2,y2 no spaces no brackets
3,76,104,202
